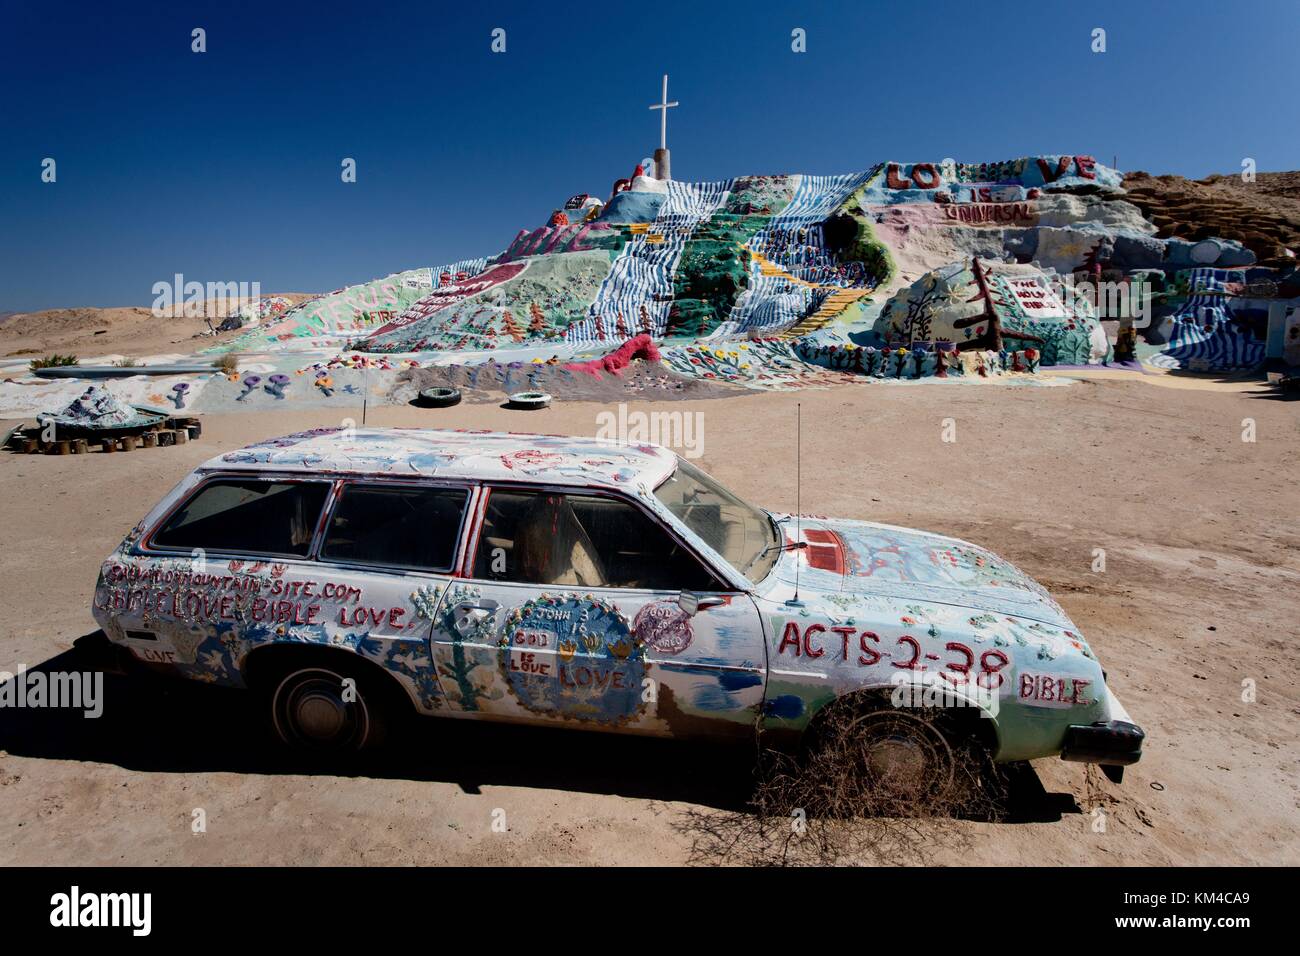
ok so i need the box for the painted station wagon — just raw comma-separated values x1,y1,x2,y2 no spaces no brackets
92,427,1144,789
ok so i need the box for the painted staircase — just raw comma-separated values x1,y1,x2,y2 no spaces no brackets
744,249,874,339
781,287,873,338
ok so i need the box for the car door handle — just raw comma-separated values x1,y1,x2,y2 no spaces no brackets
679,591,728,615
452,600,501,637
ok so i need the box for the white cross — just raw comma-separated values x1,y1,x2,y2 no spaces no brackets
648,74,678,152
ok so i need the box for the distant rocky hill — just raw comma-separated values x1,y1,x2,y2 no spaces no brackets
0,295,317,359
1120,171,1300,268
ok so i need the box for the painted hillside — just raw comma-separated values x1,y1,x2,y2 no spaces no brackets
203,154,1290,376
5,155,1296,422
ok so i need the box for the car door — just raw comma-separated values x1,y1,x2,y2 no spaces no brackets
311,478,474,714
429,484,766,738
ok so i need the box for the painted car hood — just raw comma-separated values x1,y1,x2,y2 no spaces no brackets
764,515,1072,628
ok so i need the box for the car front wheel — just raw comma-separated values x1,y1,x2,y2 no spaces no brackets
805,699,1001,814
840,709,958,803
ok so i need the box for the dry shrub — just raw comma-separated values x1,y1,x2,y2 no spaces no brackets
212,353,240,373
29,353,79,370
676,704,1010,866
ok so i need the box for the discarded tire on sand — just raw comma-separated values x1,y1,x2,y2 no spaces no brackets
507,391,552,410
415,387,462,408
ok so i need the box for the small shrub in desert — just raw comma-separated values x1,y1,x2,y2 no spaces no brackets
30,354,79,370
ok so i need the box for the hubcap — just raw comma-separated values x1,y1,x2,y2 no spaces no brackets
846,712,956,802
273,669,368,750
865,736,930,792
295,691,348,739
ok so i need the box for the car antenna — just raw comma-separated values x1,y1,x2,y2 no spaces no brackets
361,361,369,427
785,402,805,608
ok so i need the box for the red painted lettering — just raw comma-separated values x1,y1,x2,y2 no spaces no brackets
1037,156,1072,183
803,623,826,658
831,625,857,661
777,621,802,657
911,163,940,189
858,631,882,666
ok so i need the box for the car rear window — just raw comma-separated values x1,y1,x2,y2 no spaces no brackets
321,484,467,571
151,479,330,557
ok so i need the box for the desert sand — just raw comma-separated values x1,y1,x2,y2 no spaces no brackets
0,376,1296,865
0,295,317,361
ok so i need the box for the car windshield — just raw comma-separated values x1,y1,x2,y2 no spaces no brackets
654,460,781,584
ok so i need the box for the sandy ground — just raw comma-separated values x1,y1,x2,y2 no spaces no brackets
0,377,1297,866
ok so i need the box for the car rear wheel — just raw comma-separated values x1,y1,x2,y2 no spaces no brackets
269,664,387,752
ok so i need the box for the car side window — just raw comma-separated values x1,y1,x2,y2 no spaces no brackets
151,479,330,557
321,484,467,571
473,489,721,592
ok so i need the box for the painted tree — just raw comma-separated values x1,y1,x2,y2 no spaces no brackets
639,304,653,336
528,302,547,337
951,259,999,351
901,274,942,343
501,309,525,342
615,312,630,339
951,257,1045,353
956,257,1045,356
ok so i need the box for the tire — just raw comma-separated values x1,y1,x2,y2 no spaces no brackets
268,663,388,753
507,390,551,410
417,386,461,408
804,698,998,813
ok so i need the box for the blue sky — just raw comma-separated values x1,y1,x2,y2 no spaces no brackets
2,0,1296,312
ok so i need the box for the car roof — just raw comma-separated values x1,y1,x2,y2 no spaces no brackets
204,427,680,490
